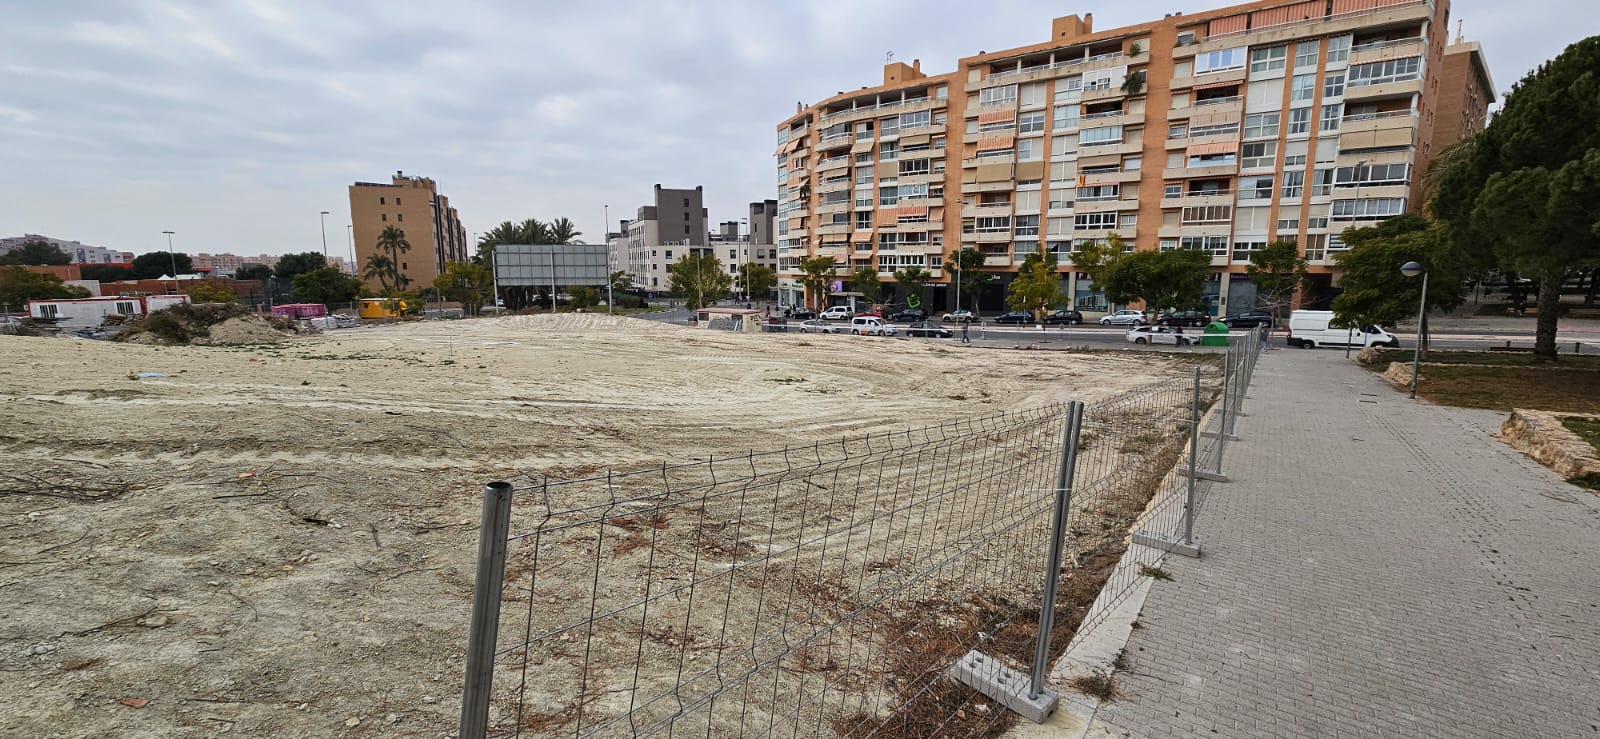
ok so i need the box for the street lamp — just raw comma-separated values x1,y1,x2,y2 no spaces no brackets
346,225,355,273
319,211,330,258
1400,261,1428,399
161,230,177,294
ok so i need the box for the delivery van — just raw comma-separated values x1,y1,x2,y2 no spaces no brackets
1286,310,1400,349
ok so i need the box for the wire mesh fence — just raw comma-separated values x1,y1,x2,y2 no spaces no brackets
458,330,1264,737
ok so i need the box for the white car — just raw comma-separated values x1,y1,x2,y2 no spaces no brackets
1125,325,1195,346
797,319,839,334
1100,310,1147,326
849,316,898,336
941,309,977,323
818,306,855,321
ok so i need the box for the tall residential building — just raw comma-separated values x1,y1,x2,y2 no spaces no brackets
348,171,468,290
775,0,1491,314
622,185,710,290
0,235,132,264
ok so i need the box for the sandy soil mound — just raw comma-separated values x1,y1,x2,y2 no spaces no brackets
0,318,1200,737
194,315,298,345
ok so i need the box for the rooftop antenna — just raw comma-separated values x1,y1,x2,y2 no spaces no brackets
1456,19,1463,43
885,50,894,63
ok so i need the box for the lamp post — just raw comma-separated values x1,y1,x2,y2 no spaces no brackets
319,211,330,258
161,230,177,294
346,225,355,274
604,204,613,315
1400,261,1428,399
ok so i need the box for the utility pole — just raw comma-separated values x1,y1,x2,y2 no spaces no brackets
319,211,330,258
604,204,613,314
162,230,177,295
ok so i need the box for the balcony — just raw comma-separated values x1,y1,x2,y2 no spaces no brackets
983,254,1014,267
1169,66,1247,92
818,95,942,125
961,180,1016,194
816,200,851,215
1339,109,1419,136
969,230,1013,244
961,202,1012,218
964,153,1016,168
817,178,852,193
816,223,852,235
816,156,850,172
1341,76,1423,102
1348,37,1425,66
1081,85,1125,103
1200,0,1430,48
1164,162,1237,181
897,170,946,186
1192,95,1243,113
1159,190,1234,209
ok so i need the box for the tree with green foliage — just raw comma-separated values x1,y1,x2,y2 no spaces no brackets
131,251,193,279
274,252,327,280
1432,36,1600,360
1245,239,1310,318
363,253,396,293
1006,248,1067,321
610,270,633,293
737,263,777,303
294,266,363,306
797,256,837,311
80,264,136,282
0,266,89,308
1080,246,1210,313
431,261,494,315
184,281,238,304
235,263,274,281
848,266,881,304
374,226,411,290
941,247,989,312
668,251,732,311
474,218,584,309
569,286,600,309
1331,216,1467,354
892,266,932,310
0,241,71,266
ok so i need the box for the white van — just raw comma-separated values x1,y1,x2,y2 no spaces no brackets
1286,310,1400,349
849,316,898,336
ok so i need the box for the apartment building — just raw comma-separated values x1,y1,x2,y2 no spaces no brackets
775,0,1491,314
348,171,468,290
0,235,133,265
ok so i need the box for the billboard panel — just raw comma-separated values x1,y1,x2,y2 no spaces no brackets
494,244,609,286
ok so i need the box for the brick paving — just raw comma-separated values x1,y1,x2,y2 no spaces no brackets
1092,349,1600,738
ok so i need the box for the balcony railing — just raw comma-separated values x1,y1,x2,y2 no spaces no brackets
1351,36,1424,53
1342,109,1417,122
1194,95,1242,107
1204,0,1428,41
819,96,936,123
988,50,1126,81
1081,109,1125,121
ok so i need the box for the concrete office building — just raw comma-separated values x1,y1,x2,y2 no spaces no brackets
348,171,468,290
774,0,1491,314
621,185,710,291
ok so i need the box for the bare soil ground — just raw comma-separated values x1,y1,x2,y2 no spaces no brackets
0,314,1193,737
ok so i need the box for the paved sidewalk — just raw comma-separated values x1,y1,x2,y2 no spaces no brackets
1091,349,1600,738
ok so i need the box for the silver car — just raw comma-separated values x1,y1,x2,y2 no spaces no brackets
1099,310,1147,326
798,319,840,334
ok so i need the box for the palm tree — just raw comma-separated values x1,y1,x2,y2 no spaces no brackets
363,253,395,292
546,217,582,244
376,226,411,290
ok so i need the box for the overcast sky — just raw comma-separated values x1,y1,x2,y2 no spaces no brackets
2,0,1592,259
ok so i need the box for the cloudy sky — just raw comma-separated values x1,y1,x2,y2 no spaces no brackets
2,0,1592,259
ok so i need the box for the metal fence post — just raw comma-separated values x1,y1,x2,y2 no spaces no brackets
460,481,515,739
1031,401,1084,699
1183,367,1200,547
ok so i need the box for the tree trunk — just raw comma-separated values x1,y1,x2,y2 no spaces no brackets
1534,269,1563,361
1587,266,1598,307
1420,311,1430,360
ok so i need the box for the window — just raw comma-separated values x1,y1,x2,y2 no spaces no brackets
1242,141,1277,169
980,84,1018,105
1240,175,1274,200
1244,112,1279,138
1284,154,1307,168
1320,104,1342,132
1119,213,1138,229
1048,216,1072,235
855,121,872,136
396,213,403,222
1083,67,1121,91
1077,184,1119,201
1188,151,1236,167
1295,41,1319,69
1055,77,1082,102
1232,240,1266,261
1190,121,1240,137
1168,123,1188,140
1050,135,1074,157
1050,161,1075,182
1020,82,1047,108
1250,45,1287,73
1164,183,1182,198
1308,216,1329,229
855,191,874,208
379,197,385,205
1334,163,1410,187
1326,35,1352,64
1288,107,1311,135
1277,218,1300,231
1014,215,1040,236
1179,235,1229,254
1234,206,1271,230
1053,104,1079,130
879,186,899,206
1313,168,1334,196
901,110,931,129
879,141,898,161
900,182,930,199
899,158,931,175
1348,57,1422,87
1291,74,1316,102
1181,205,1232,224
1176,30,1197,46
1074,212,1118,230
1196,47,1247,74
855,169,873,185
1080,125,1123,147
1323,73,1345,98
1048,188,1074,210
855,211,872,229
1123,156,1141,171
1281,170,1305,198
879,117,901,137
1017,138,1042,161
1331,198,1407,220
1019,111,1046,133
381,213,387,221
974,216,1011,232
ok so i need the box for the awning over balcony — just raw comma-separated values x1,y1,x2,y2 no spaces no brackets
1186,141,1239,156
896,205,929,218
978,109,1015,125
850,140,874,154
875,208,900,226
1014,161,1046,181
900,134,931,146
1194,79,1242,91
976,163,1013,182
976,134,1015,151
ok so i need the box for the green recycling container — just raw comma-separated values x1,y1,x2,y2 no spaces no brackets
1201,321,1230,347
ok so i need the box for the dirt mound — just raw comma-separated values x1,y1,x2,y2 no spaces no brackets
484,312,679,334
117,303,296,345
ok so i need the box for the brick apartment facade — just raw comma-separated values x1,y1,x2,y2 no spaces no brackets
348,171,469,290
774,0,1492,315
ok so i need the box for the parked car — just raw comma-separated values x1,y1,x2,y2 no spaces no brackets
1157,310,1211,327
904,321,953,338
1125,325,1196,346
1219,310,1274,329
1044,309,1084,325
332,314,358,329
786,308,817,320
849,316,898,336
890,308,928,322
1286,310,1399,348
797,319,840,334
818,306,855,321
991,311,1033,325
1099,310,1147,326
941,309,977,323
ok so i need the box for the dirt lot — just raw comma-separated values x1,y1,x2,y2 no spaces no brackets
0,314,1193,737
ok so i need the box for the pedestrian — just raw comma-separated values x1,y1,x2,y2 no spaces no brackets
961,320,971,345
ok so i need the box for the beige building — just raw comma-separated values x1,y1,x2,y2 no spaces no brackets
348,171,468,290
775,0,1491,315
